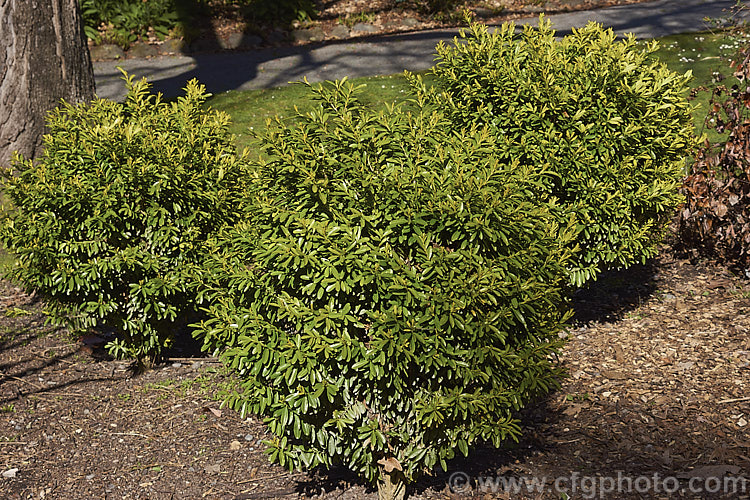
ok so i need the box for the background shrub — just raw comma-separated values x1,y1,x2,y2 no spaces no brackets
679,34,750,272
415,19,695,286
194,80,575,499
416,0,466,15
79,0,316,48
235,0,316,25
79,0,181,47
0,74,248,371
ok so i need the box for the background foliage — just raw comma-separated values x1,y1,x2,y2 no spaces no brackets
79,0,316,48
79,0,181,47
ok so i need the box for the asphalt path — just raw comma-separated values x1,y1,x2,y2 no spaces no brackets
93,0,745,100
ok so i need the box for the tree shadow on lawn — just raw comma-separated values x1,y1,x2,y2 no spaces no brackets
0,341,124,405
0,315,210,399
0,324,72,376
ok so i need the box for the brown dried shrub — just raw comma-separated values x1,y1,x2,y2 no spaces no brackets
680,37,750,273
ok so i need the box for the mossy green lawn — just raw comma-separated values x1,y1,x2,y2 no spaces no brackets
645,29,750,142
208,73,436,153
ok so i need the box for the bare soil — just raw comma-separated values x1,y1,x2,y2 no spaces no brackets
1,237,749,499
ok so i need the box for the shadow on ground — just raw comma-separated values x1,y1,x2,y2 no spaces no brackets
571,261,659,325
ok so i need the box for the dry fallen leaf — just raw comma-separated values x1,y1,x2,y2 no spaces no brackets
230,440,242,450
602,370,627,380
2,468,18,479
377,457,403,473
707,279,732,289
202,407,222,418
613,345,626,363
562,404,583,417
204,464,221,474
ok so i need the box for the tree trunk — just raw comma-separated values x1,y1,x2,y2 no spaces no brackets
377,469,406,500
0,0,94,165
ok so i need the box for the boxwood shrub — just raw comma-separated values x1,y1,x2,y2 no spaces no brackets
0,74,248,371
193,80,575,499
415,19,695,286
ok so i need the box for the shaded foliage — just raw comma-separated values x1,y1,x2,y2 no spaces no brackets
79,0,316,48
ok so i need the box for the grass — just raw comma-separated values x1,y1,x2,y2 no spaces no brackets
650,30,746,87
337,11,376,28
208,73,435,152
647,28,750,142
207,28,748,152
4,306,34,318
138,373,228,401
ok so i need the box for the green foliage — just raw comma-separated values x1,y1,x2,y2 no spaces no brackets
79,0,180,47
193,79,574,490
0,73,248,370
78,0,316,47
415,0,465,15
679,26,750,271
237,0,316,25
416,19,696,286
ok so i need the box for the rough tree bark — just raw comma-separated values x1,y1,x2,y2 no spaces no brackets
0,0,95,165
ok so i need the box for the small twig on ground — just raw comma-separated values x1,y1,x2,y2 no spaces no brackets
1,374,45,390
167,357,220,363
129,462,185,471
236,488,299,498
45,391,87,397
111,431,152,439
717,396,750,404
33,352,75,364
556,438,584,444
